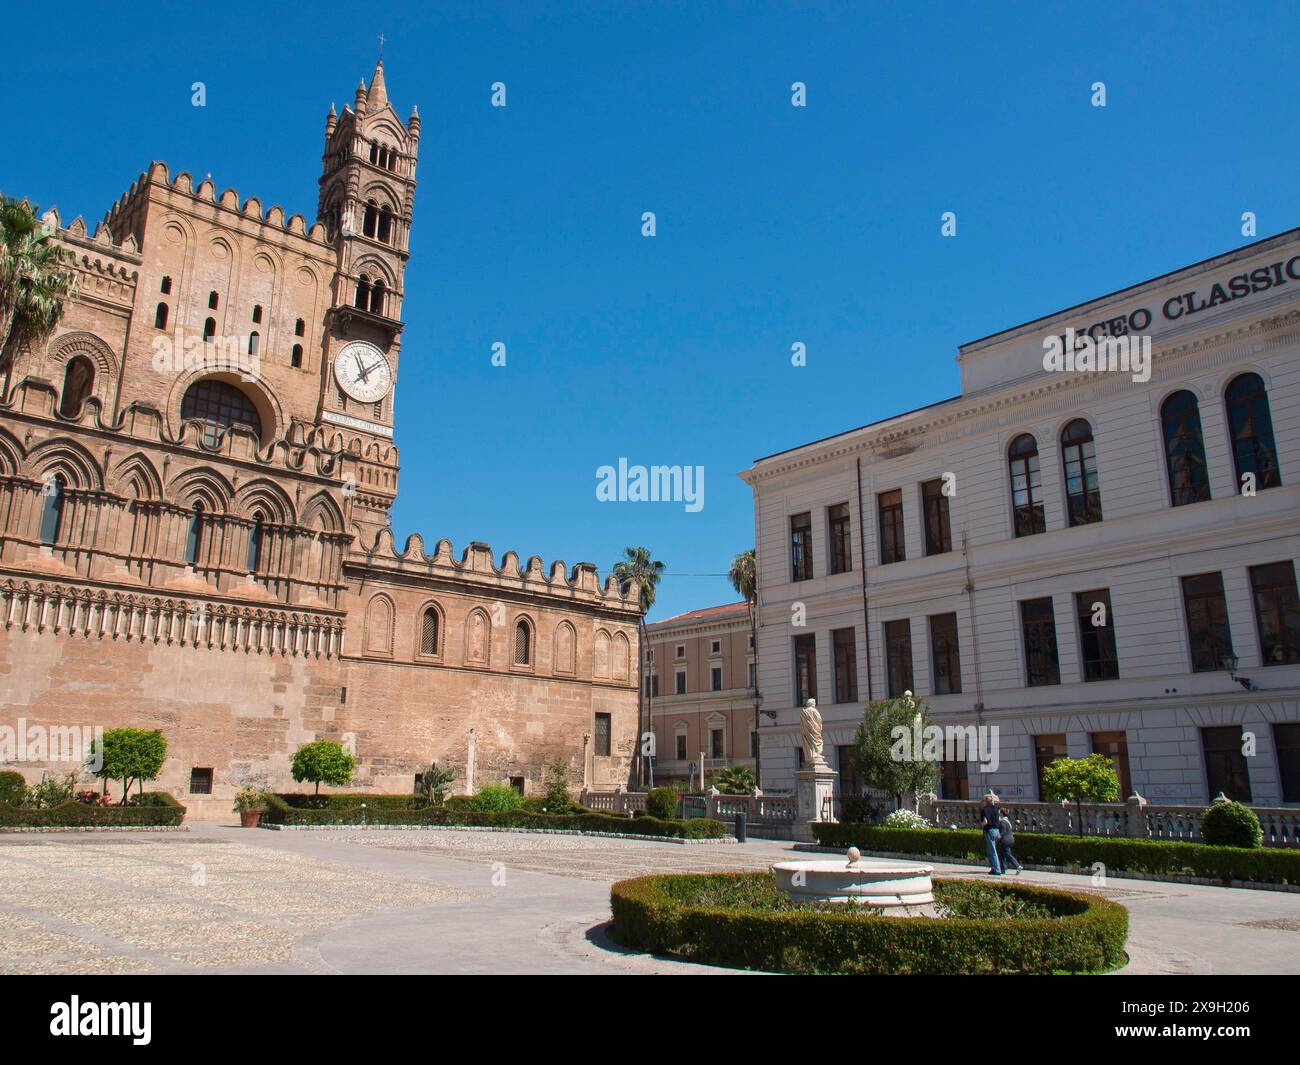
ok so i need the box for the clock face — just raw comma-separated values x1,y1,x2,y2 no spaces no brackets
333,341,392,404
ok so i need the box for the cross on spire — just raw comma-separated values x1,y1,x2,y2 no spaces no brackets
378,33,385,59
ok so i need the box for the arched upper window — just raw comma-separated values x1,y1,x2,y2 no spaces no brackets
38,475,66,546
291,344,303,368
185,502,204,566
377,206,393,244
1225,373,1282,492
355,275,371,309
420,607,440,656
513,620,532,665
247,331,260,356
58,356,95,418
1008,433,1046,537
181,379,264,448
369,142,379,165
362,200,378,239
369,278,385,316
1161,390,1211,506
203,317,216,341
1060,418,1102,526
246,513,264,574
154,302,169,329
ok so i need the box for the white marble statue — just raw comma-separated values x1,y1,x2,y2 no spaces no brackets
800,698,826,767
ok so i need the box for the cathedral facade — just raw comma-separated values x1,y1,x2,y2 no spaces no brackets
0,62,640,816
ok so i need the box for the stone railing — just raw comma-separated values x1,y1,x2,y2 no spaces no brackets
579,790,645,815
916,793,1300,849
580,789,797,826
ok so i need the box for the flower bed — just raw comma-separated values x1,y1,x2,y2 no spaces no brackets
263,793,725,838
812,823,1300,885
610,872,1128,974
0,792,186,829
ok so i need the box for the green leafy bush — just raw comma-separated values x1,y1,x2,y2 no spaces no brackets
290,740,355,795
840,796,879,823
0,771,25,806
813,823,1300,885
0,792,185,828
882,809,931,830
713,764,756,795
469,783,525,812
645,787,678,820
1200,799,1263,849
609,872,1128,974
87,728,167,803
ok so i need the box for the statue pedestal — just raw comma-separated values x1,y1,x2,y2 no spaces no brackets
793,764,837,843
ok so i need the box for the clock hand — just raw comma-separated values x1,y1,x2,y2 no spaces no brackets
353,351,369,382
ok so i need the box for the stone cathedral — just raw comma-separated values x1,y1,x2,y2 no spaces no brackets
0,61,640,816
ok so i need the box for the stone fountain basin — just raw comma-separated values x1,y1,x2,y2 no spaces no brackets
772,859,935,907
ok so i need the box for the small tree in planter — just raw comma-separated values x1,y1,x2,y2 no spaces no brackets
87,728,167,804
1041,753,1120,836
417,762,455,808
290,740,355,796
233,784,269,827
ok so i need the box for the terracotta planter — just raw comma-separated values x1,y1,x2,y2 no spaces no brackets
240,809,264,828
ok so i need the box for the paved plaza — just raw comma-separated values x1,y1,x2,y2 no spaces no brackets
1,825,1297,975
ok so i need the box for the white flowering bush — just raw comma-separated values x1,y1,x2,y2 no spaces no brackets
882,809,932,830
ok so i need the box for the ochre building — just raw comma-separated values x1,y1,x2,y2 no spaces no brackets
0,62,640,816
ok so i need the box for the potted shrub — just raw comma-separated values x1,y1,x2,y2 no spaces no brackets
233,785,268,827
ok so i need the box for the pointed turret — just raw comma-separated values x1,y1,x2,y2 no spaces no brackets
369,59,388,109
408,103,420,141
355,78,368,115
325,101,337,136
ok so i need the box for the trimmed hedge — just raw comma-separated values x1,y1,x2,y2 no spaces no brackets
263,793,725,838
0,771,25,807
0,792,186,828
1200,800,1263,848
610,872,1128,974
813,823,1300,885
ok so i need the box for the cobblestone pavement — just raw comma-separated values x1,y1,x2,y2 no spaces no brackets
3,826,1299,974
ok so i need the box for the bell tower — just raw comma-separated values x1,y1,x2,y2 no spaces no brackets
316,59,420,544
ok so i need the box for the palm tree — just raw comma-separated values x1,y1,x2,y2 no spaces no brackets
0,197,78,383
612,546,664,787
729,548,760,786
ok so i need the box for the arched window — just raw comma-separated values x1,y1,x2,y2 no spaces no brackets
1060,419,1102,526
251,304,262,324
354,275,371,309
514,620,531,665
377,206,393,244
185,502,204,566
208,291,219,310
369,278,385,316
38,475,66,546
1008,433,1046,537
160,276,172,294
203,317,216,341
369,142,378,164
58,356,95,418
246,514,264,573
1161,390,1211,506
1225,373,1281,492
154,302,169,329
291,344,303,368
362,200,378,238
295,318,305,337
181,379,263,447
247,331,260,356
420,607,440,655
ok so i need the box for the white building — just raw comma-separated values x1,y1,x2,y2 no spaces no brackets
741,229,1300,806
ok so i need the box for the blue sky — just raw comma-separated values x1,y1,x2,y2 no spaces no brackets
3,2,1297,620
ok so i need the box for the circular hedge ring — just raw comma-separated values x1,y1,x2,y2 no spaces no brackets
609,872,1128,975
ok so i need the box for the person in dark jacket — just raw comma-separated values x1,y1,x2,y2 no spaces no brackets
997,809,1022,873
979,792,1002,874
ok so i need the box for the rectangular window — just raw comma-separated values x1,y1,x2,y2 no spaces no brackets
884,619,913,698
675,670,687,695
750,729,759,759
939,757,969,800
1274,723,1300,803
509,776,525,795
1033,734,1068,799
747,661,756,688
711,666,723,692
188,767,213,795
1091,730,1132,800
650,675,659,698
710,639,721,655
594,713,612,757
928,612,962,695
1181,572,1234,672
790,512,813,581
832,627,858,703
1201,725,1252,802
836,744,863,796
828,502,853,574
710,728,725,759
1076,589,1120,681
1020,598,1061,687
675,644,685,659
921,478,952,555
878,489,905,564
1250,561,1300,665
793,634,817,705
675,733,688,761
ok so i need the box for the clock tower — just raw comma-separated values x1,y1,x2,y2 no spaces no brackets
316,59,419,543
